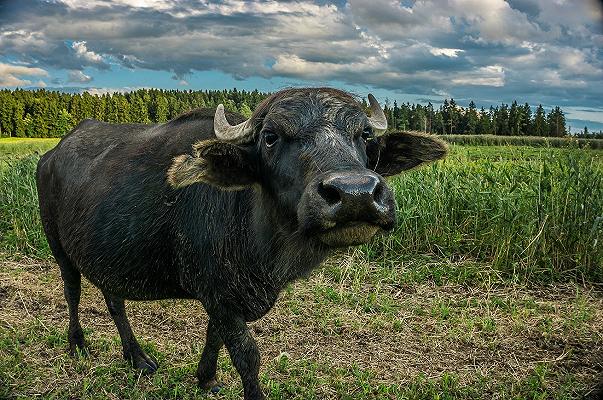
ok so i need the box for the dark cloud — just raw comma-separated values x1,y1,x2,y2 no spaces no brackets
0,0,601,114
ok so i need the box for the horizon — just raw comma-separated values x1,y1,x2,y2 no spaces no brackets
1,0,602,132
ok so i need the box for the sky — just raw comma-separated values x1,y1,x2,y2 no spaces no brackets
0,0,602,132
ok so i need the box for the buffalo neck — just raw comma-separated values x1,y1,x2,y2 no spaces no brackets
249,188,331,287
177,184,330,290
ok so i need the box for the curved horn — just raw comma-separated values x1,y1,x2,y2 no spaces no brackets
214,104,253,142
367,94,388,135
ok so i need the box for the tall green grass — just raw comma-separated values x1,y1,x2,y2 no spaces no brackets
363,147,603,282
0,155,50,258
1,145,602,282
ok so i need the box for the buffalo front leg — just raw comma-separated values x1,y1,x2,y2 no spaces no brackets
197,319,224,392
216,317,264,400
103,293,158,373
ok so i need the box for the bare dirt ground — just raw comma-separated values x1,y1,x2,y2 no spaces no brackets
1,257,602,399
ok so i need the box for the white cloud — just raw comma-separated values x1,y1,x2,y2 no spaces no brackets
452,65,505,87
71,41,104,64
59,0,173,10
84,86,146,95
428,47,464,58
0,62,48,87
68,70,93,83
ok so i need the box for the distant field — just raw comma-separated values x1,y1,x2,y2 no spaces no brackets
0,138,59,163
1,138,602,399
443,134,603,149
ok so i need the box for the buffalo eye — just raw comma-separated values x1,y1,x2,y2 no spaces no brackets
263,130,279,148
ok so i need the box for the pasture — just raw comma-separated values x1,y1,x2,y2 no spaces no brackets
1,137,602,399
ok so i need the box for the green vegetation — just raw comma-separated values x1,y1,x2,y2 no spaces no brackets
1,139,602,399
0,137,59,162
372,145,603,282
2,88,597,139
442,134,603,149
0,88,267,138
3,140,600,282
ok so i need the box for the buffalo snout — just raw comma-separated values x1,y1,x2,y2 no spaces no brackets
299,170,396,247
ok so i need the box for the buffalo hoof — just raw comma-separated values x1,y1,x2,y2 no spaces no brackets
126,348,159,374
200,378,223,394
68,343,89,357
68,330,88,356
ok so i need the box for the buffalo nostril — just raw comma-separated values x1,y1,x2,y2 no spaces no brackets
317,182,341,206
372,181,387,206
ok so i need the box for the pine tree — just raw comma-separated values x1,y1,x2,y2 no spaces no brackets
392,100,399,130
496,104,510,135
509,101,521,135
23,114,35,137
69,94,82,124
464,100,479,134
106,95,119,123
154,95,169,123
31,100,50,137
130,94,151,123
533,105,547,136
115,95,131,123
93,96,106,120
476,107,491,134
434,107,445,135
239,102,252,118
520,103,532,135
55,109,74,136
547,106,566,137
168,97,184,119
426,102,434,133
12,101,25,137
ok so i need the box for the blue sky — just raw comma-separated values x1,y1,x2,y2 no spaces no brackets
1,0,602,132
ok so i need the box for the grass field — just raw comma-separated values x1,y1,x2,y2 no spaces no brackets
0,138,59,163
443,134,603,149
1,138,602,399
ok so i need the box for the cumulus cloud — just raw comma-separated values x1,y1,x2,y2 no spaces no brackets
452,65,506,87
0,0,601,111
67,69,93,83
71,41,104,65
429,47,465,58
0,62,48,86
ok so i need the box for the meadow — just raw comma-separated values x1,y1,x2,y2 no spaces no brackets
1,137,602,399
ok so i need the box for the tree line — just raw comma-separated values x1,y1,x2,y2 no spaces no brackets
0,88,584,138
0,88,264,138
382,98,572,137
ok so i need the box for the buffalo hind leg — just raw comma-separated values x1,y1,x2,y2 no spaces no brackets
50,239,86,355
103,293,158,373
217,317,264,400
197,319,224,392
62,267,86,355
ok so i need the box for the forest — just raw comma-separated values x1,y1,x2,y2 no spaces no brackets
0,87,590,138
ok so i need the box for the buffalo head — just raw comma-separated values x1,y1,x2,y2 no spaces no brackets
168,88,447,247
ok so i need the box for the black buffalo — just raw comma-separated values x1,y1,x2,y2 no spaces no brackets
36,88,447,399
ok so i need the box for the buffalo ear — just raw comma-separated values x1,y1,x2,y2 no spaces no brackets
167,140,257,190
367,131,448,177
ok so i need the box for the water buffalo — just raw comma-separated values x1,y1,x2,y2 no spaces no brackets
36,87,447,399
